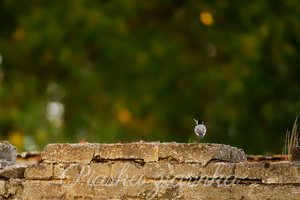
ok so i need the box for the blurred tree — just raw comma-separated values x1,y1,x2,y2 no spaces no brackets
0,0,299,153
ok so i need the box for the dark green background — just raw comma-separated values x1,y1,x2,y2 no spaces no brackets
0,1,299,154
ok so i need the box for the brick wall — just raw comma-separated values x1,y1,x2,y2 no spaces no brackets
1,142,300,199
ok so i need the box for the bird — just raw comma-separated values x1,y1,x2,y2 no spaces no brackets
193,119,206,139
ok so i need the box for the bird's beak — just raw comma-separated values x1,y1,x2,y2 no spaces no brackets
193,119,198,124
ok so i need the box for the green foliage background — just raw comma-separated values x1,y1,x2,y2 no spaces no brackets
0,1,300,154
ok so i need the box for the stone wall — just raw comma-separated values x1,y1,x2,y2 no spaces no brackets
0,142,300,199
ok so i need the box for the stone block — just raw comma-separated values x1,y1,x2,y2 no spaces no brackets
111,161,144,179
19,179,300,200
0,141,17,162
122,182,162,199
158,143,246,166
235,161,300,184
110,161,173,180
95,142,159,162
180,184,300,200
0,164,26,179
235,162,266,179
41,143,96,164
21,181,65,200
5,179,22,198
54,162,111,183
24,163,53,180
173,162,234,179
21,179,300,200
143,162,174,178
53,163,85,180
110,160,235,182
21,180,155,199
0,160,15,169
262,161,300,183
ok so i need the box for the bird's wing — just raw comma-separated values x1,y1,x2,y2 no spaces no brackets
194,126,199,136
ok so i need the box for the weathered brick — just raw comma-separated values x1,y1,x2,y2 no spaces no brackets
180,184,300,200
158,143,246,166
20,181,65,200
21,180,155,199
0,160,15,169
24,163,53,179
20,179,300,200
173,162,235,179
111,161,144,179
110,161,173,180
95,142,159,162
54,162,111,184
53,163,85,180
0,164,26,179
143,162,174,178
110,160,235,181
235,161,300,183
235,162,266,179
6,179,22,198
262,161,300,183
41,143,96,164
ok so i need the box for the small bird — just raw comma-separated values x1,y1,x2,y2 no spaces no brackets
193,119,206,139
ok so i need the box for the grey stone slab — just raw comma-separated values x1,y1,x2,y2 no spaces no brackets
0,164,26,179
158,143,246,166
0,141,17,163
